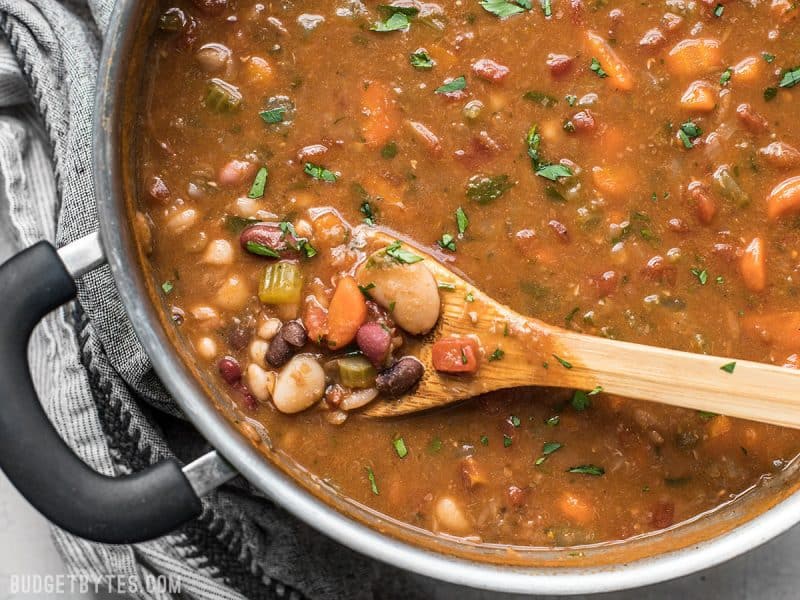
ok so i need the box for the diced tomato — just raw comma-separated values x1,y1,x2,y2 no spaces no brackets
432,337,481,374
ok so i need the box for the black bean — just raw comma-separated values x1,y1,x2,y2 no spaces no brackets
376,357,424,397
281,320,308,347
266,331,293,367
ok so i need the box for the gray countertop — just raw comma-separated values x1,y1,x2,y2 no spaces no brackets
0,211,796,599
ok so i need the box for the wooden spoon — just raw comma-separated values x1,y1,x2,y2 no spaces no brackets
362,234,800,428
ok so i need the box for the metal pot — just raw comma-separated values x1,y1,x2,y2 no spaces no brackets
0,1,799,594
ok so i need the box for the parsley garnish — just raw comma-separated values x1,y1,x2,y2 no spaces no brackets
385,240,423,264
572,385,602,410
437,281,456,291
438,233,457,252
259,107,285,124
510,415,521,427
479,0,529,18
278,222,317,258
762,53,776,63
779,66,800,88
381,141,398,159
480,435,489,446
245,241,280,258
247,166,268,199
371,11,411,32
360,201,376,225
535,441,562,465
526,124,573,181
489,348,505,361
691,268,709,285
567,464,604,476
536,164,573,181
365,467,379,494
503,434,513,447
161,280,174,294
465,291,475,302
456,207,469,236
678,121,703,149
546,415,560,427
435,76,467,94
565,94,578,106
764,87,778,102
553,354,572,369
428,437,443,453
720,67,732,86
358,282,375,297
590,58,608,78
304,162,337,182
523,91,558,107
698,410,718,420
713,3,724,17
540,0,552,16
720,361,736,374
466,174,514,204
393,437,408,458
410,49,435,70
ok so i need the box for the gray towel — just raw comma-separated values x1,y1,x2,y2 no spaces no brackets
0,1,425,598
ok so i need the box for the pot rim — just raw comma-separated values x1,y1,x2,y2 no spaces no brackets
93,1,800,594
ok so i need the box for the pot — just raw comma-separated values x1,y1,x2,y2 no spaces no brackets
0,1,799,594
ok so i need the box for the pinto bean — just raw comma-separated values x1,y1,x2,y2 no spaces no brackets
736,103,769,133
281,320,308,347
272,354,326,414
218,356,242,384
570,110,596,133
375,357,424,397
356,322,392,367
240,224,301,259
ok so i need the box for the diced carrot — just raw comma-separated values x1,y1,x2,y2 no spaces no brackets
592,165,636,199
432,337,481,374
731,56,762,85
243,56,274,86
707,415,732,439
766,176,800,220
427,44,458,69
362,82,400,149
302,297,329,346
585,31,634,91
558,492,593,524
405,120,442,156
739,237,767,292
679,80,717,112
326,277,368,350
311,210,350,247
665,38,722,78
742,311,800,353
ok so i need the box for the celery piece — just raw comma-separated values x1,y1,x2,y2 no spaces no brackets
259,262,303,305
711,165,750,208
205,78,242,113
337,356,377,388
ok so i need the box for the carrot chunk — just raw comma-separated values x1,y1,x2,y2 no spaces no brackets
558,492,594,524
585,31,634,91
739,237,767,292
302,297,329,346
362,82,400,149
665,38,722,78
432,337,481,374
742,311,800,353
731,56,762,85
679,80,717,112
326,277,368,350
766,176,800,220
592,165,636,199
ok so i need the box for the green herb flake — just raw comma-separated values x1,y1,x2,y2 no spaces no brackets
247,166,269,199
371,11,411,32
479,0,528,18
679,121,703,149
590,57,608,78
510,415,521,427
536,164,573,181
438,233,457,252
277,221,318,258
523,90,558,107
304,162,338,182
553,354,573,369
410,49,435,70
764,87,778,102
541,0,552,17
535,441,563,464
360,201,376,226
480,434,489,446
565,94,578,106
546,415,560,427
245,241,280,258
161,280,174,294
358,282,376,297
456,207,469,236
366,467,379,494
720,361,736,374
428,436,443,453
225,215,262,233
259,107,286,124
762,53,776,63
691,268,709,285
720,67,732,86
381,141,398,159
567,464,605,476
503,434,513,448
385,240,423,264
698,410,719,421
438,281,456,291
489,348,505,362
571,390,591,411
393,437,408,458
713,3,724,16
779,66,800,89
466,174,514,204
435,76,467,94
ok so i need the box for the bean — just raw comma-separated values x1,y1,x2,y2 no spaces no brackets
218,356,242,384
245,363,275,403
375,357,424,397
280,320,308,347
218,159,257,187
265,331,293,367
272,354,326,414
340,388,379,411
196,337,217,361
202,239,234,265
240,224,300,259
356,322,392,367
434,496,471,535
195,43,231,73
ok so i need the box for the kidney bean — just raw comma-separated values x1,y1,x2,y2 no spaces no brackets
592,270,619,298
356,322,392,367
546,53,574,76
687,181,717,225
548,219,570,243
147,175,170,203
471,58,510,82
375,357,424,397
240,224,300,259
570,110,596,133
227,323,251,351
642,255,677,285
266,332,293,367
507,485,530,508
736,103,769,134
218,159,257,187
281,320,308,347
218,356,242,385
668,218,688,233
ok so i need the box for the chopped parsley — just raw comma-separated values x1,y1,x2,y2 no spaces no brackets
245,241,280,258
526,124,573,181
456,207,469,236
503,434,513,448
762,53,776,63
304,162,337,182
567,464,605,476
536,164,573,181
161,280,174,294
523,91,558,107
393,437,408,458
480,434,489,446
565,94,578,106
385,240,423,264
510,415,521,427
435,76,467,94
678,121,703,149
360,200,376,225
371,11,411,32
479,0,529,18
247,166,269,199
437,281,456,291
535,441,562,465
358,282,376,297
764,87,778,102
572,385,602,411
259,107,285,124
410,49,435,70
437,233,457,252
489,348,505,361
691,268,709,285
713,3,724,17
546,415,560,427
466,173,515,204
720,361,736,374
381,141,398,159
278,222,318,258
541,0,552,17
225,215,261,233
779,66,800,88
365,467,379,494
720,67,732,86
552,354,573,369
589,57,608,78
428,436,443,453
698,410,719,420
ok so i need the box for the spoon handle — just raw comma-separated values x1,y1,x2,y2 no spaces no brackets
546,330,800,429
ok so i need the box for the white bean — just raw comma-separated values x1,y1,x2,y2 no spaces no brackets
166,208,198,235
246,363,275,403
215,274,251,310
249,339,269,364
272,354,325,414
357,249,441,335
257,317,282,341
195,336,217,361
190,305,221,329
202,239,234,265
434,496,471,535
340,388,379,411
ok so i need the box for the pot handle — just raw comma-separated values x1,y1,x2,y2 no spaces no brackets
0,234,236,543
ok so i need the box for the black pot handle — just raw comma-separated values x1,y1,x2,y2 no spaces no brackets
0,237,233,544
